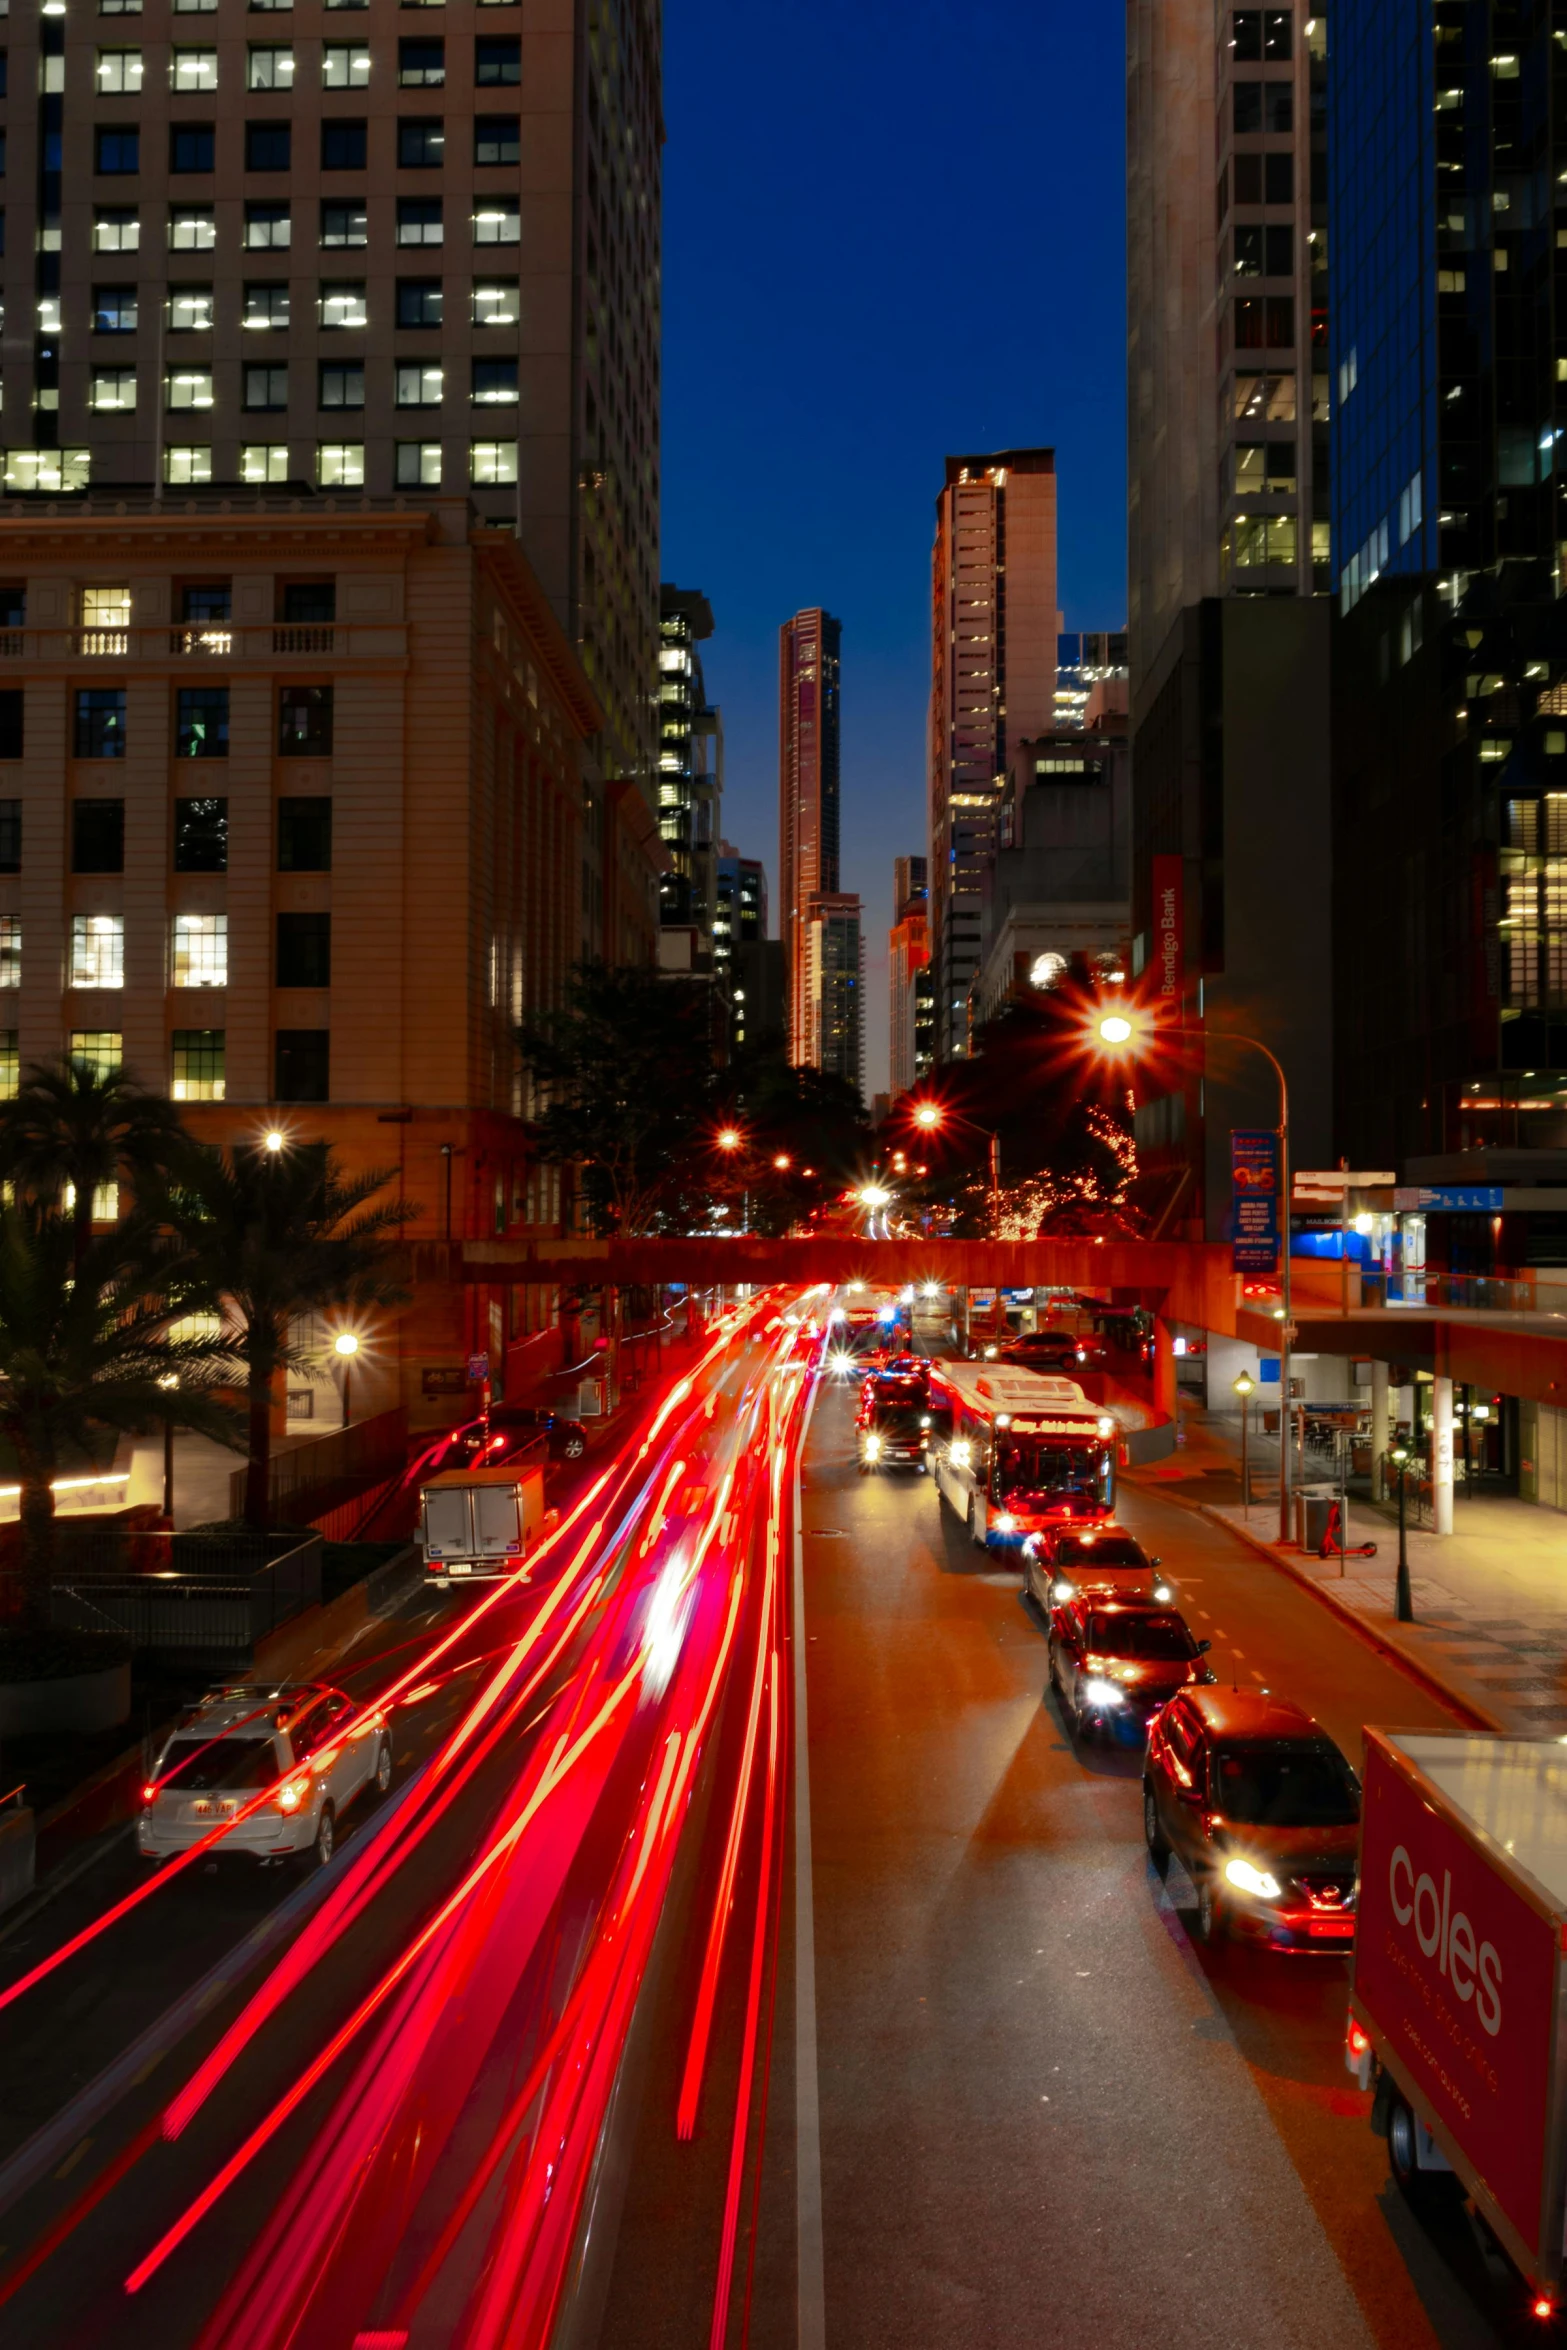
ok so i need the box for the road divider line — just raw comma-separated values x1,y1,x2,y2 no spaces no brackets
792,1367,827,2350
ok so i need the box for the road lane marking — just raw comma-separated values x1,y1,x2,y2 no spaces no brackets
793,1371,826,2350
53,2137,92,2180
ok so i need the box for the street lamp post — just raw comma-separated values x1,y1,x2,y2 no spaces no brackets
1233,1369,1255,1518
334,1331,360,1429
912,1099,1001,1238
1095,1012,1293,1546
1390,1443,1414,1622
157,1371,179,1521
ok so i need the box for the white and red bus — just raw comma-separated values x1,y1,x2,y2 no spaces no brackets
929,1359,1118,1551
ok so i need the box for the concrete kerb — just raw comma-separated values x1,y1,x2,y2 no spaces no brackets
1143,1481,1501,1733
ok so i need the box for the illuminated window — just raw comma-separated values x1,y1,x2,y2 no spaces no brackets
166,368,213,410
323,41,371,83
243,283,288,330
70,913,125,989
172,912,227,985
94,207,140,251
170,45,218,87
318,280,367,328
172,1029,225,1100
245,201,290,249
167,284,212,331
472,198,519,245
0,916,17,989
469,439,516,484
96,47,143,90
247,45,293,86
0,1031,16,1099
395,440,441,485
168,204,216,250
472,278,518,326
89,366,137,410
69,1032,123,1080
315,442,364,486
395,362,442,406
241,442,289,482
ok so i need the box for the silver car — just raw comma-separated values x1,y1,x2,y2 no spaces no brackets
136,1681,391,1869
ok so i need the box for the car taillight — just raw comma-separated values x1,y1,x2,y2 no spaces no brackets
275,1777,310,1813
141,1782,158,1806
1346,2019,1370,2060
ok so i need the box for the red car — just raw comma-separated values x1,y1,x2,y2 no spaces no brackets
1142,1689,1361,1950
1047,1597,1211,1742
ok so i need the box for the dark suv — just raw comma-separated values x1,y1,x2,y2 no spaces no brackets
1143,1689,1361,1950
436,1404,587,1470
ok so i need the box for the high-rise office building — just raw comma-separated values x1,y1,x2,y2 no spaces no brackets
714,846,770,1051
1125,3,1334,1236
1329,0,1567,1162
0,0,659,796
803,890,861,1094
1054,632,1128,732
889,853,931,1097
714,847,764,971
928,450,1057,1062
778,606,841,1063
658,588,721,948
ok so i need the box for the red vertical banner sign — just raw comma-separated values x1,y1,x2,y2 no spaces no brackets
1151,854,1184,1025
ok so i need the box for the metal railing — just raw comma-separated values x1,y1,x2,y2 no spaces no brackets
227,1405,409,1527
1338,1270,1567,1316
5,1529,323,1660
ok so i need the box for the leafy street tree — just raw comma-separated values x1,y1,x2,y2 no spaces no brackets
0,1053,188,1268
0,1204,239,1632
517,962,724,1235
159,1141,410,1529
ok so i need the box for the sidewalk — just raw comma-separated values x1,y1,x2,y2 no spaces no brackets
1126,1400,1567,1735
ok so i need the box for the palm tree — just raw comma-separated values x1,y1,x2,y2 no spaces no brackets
159,1140,411,1529
0,1204,240,1633
0,1054,188,1268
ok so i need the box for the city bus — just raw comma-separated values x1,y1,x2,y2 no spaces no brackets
929,1360,1119,1552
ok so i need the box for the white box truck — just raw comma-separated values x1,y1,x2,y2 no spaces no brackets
419,1461,546,1589
1347,1727,1567,2318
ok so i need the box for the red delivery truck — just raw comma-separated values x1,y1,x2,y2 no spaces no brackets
1347,1727,1567,2314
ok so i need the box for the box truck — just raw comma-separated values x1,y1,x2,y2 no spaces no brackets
419,1461,546,1589
1347,1727,1567,2317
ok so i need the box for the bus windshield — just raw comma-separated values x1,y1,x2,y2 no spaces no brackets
994,1439,1110,1508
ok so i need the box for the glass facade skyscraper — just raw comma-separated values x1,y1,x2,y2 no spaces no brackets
1330,0,1567,1159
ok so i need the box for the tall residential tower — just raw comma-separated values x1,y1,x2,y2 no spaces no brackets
928,450,1057,1061
780,606,859,1083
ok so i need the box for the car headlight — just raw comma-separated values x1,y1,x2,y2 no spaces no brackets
995,1512,1016,1533
1224,1857,1283,1900
919,1415,931,1428
862,1433,880,1457
1097,1416,1116,1439
1153,1582,1172,1604
1052,1576,1074,1600
1081,1677,1124,1708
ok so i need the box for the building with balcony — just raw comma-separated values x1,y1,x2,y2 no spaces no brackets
0,493,636,1416
658,585,720,948
0,0,660,800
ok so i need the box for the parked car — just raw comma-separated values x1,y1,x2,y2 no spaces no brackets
1047,1598,1211,1741
435,1404,587,1469
137,1682,391,1870
1143,1689,1360,1949
1023,1523,1171,1610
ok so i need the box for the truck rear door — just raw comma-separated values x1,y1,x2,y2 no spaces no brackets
473,1481,524,1565
422,1486,472,1566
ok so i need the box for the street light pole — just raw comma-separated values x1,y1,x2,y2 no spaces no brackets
1233,1369,1255,1519
1390,1444,1413,1621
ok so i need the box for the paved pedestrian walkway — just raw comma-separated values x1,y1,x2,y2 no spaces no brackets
1125,1400,1567,1735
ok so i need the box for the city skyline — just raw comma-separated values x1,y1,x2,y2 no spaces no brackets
660,0,1127,1094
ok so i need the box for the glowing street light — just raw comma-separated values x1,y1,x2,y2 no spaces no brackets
716,1127,742,1152
1233,1369,1255,1518
858,1184,891,1211
263,1129,285,1154
913,1101,944,1131
1097,1013,1134,1046
334,1329,360,1427
773,1153,792,1171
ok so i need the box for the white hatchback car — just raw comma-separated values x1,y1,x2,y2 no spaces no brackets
136,1681,392,1869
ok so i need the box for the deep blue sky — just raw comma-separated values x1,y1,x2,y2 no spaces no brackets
661,0,1128,1094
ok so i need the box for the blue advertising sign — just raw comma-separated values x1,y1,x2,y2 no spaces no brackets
1392,1185,1504,1213
1231,1128,1280,1274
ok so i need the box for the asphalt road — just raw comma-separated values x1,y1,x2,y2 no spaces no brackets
797,1375,1539,2350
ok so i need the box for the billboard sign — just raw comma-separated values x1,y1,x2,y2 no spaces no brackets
1231,1128,1280,1274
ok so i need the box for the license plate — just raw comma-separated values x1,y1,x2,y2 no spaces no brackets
1307,1919,1355,1938
451,1562,471,1575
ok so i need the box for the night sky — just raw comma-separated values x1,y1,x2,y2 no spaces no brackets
661,0,1128,1095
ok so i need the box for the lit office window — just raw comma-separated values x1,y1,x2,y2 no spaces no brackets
318,280,367,328
96,47,143,89
245,201,290,249
94,207,140,250
70,914,125,990
0,1032,16,1100
171,1029,225,1100
170,45,218,87
89,366,137,410
322,42,370,83
472,278,518,327
241,442,290,482
472,198,519,245
164,445,212,484
168,204,216,250
247,44,293,86
243,282,289,329
0,916,17,989
3,451,89,491
167,284,213,330
469,439,517,484
166,368,214,409
316,442,364,486
395,362,442,406
171,911,227,986
69,1032,124,1079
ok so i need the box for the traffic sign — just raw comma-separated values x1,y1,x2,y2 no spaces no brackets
466,1353,490,1382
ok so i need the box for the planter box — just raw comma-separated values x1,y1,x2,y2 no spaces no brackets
0,1659,131,1738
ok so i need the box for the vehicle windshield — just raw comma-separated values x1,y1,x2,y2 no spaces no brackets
1055,1535,1144,1568
995,1440,1110,1505
1086,1612,1195,1661
869,1379,925,1407
1212,1744,1360,1827
159,1735,279,1793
